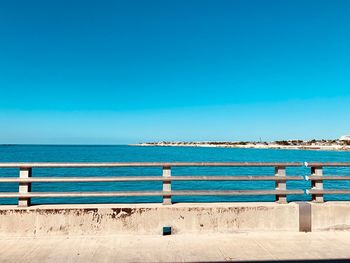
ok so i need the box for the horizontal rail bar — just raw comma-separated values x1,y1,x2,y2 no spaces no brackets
0,176,304,183
306,162,350,167
307,176,350,181
0,190,304,198
0,191,163,198
307,189,350,195
0,162,303,168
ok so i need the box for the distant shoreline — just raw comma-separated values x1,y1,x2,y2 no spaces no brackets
131,140,350,151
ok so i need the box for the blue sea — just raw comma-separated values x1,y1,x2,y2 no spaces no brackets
0,145,349,205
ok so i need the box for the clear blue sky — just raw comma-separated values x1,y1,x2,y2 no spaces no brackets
1,0,350,144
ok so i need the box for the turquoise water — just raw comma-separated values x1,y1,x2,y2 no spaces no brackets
0,145,349,204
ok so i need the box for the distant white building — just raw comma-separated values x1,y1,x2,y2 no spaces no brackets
340,135,350,141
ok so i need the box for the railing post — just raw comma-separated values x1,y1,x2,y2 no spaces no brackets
162,166,172,205
18,167,32,207
275,166,287,203
311,166,324,203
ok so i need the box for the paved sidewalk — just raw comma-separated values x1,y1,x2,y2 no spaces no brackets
0,232,350,262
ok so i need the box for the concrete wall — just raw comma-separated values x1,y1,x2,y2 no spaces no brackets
0,203,299,236
0,202,349,236
311,202,350,231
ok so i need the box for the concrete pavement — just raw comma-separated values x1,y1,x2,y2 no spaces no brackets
1,232,350,262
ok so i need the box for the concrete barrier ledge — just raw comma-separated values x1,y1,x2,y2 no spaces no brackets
0,202,299,236
0,202,349,236
311,201,350,231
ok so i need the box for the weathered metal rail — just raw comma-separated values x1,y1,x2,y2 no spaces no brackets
0,162,301,168
0,162,304,207
1,162,350,207
306,162,350,202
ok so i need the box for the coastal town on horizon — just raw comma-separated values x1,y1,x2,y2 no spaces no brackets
133,135,350,151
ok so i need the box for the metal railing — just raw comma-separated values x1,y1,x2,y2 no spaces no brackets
0,162,305,207
1,162,350,207
306,162,350,202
